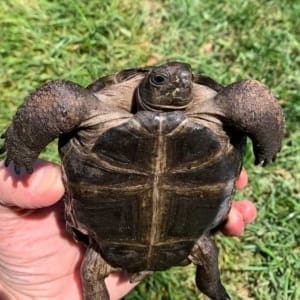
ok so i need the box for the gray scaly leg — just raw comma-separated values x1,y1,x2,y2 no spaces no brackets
81,246,113,300
189,235,230,300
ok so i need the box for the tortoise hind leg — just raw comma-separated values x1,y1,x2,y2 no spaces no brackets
130,270,153,283
189,235,230,300
81,246,115,300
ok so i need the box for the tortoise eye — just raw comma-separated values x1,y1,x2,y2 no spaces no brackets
151,74,168,85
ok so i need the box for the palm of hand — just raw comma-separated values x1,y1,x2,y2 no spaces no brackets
0,203,83,299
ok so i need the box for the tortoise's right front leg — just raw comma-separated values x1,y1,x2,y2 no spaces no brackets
1,80,100,173
81,246,114,300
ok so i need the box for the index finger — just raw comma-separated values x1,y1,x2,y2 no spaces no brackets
0,159,65,208
236,168,248,190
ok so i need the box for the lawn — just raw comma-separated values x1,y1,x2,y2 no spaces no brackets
0,0,299,299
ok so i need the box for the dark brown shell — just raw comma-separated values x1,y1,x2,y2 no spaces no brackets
61,69,242,272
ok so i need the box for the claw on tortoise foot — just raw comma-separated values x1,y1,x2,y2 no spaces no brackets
263,158,271,166
254,158,262,165
4,158,11,167
0,146,6,154
14,164,21,175
25,165,34,174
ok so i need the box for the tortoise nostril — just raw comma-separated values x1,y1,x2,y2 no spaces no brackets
180,71,192,88
182,79,191,88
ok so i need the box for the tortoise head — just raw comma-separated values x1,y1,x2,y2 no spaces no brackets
136,62,193,111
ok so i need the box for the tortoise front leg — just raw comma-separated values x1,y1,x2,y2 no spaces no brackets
1,80,101,173
189,235,230,300
214,79,284,165
81,246,114,300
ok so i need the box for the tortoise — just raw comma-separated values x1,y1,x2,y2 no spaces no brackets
1,62,284,300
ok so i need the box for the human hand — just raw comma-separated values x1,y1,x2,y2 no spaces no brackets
223,168,257,236
0,160,137,300
0,160,256,300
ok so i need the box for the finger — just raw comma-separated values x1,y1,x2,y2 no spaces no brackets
234,199,257,224
222,200,257,236
235,168,248,190
222,205,245,236
0,159,64,208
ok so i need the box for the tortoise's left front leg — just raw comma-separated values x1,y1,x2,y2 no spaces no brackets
189,235,230,300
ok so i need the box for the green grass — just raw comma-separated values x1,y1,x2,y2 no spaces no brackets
0,0,299,299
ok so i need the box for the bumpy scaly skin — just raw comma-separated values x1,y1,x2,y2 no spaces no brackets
190,235,230,300
81,246,113,300
214,79,284,165
1,62,284,300
1,80,101,173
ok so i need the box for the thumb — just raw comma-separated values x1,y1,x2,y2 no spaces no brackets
0,159,65,208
